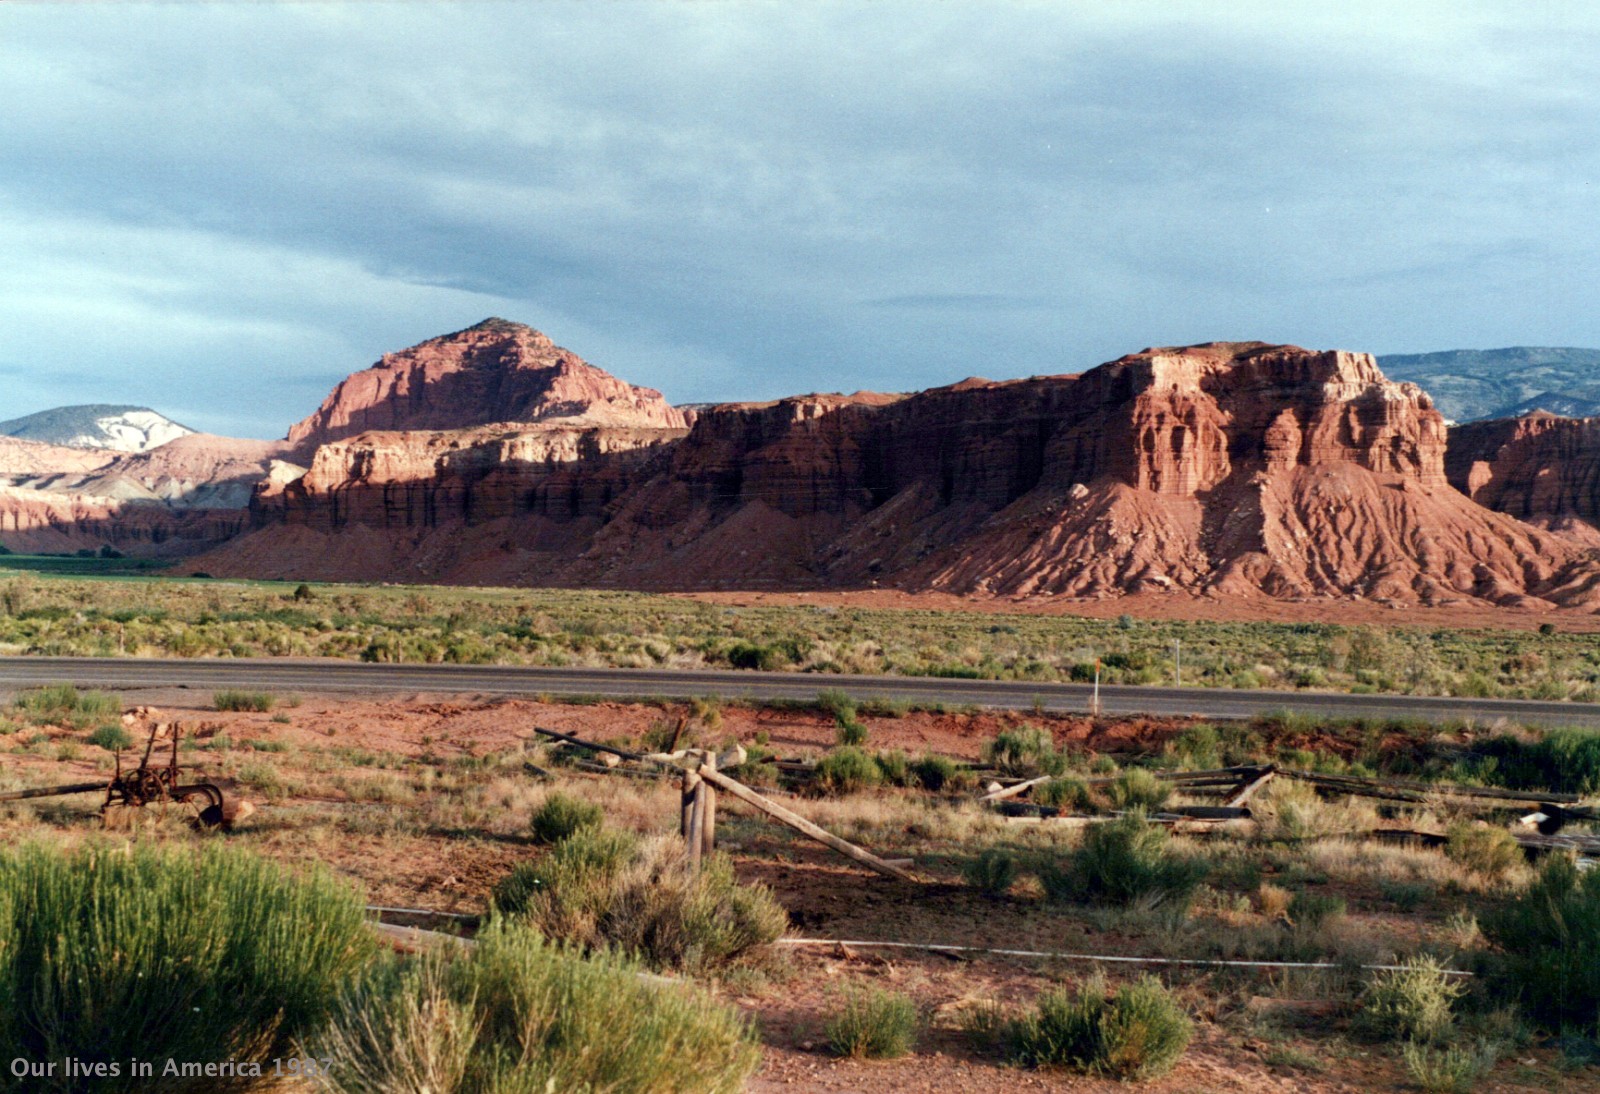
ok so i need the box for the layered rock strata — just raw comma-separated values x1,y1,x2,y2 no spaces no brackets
196,340,1600,609
287,318,688,450
1447,412,1600,525
0,435,291,556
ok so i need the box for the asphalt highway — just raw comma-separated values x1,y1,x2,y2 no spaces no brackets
2,656,1599,728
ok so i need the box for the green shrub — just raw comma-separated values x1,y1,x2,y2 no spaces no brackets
1354,956,1465,1044
530,791,604,845
1444,823,1523,881
824,988,919,1059
1037,811,1207,910
14,684,119,725
213,690,275,712
0,842,374,1091
835,714,869,747
1008,975,1191,1080
965,849,1018,899
494,829,785,973
1472,728,1600,795
984,724,1064,776
816,688,858,722
1034,776,1095,812
1483,853,1600,1029
307,920,759,1094
908,752,962,792
1402,1040,1498,1094
814,746,884,795
87,723,134,751
1105,768,1171,812
874,748,911,786
727,640,786,670
1288,890,1347,930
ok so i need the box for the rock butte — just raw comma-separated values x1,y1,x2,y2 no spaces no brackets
14,321,1600,612
193,333,1600,611
286,317,688,451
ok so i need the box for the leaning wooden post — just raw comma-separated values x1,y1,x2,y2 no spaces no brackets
700,751,717,858
686,750,706,873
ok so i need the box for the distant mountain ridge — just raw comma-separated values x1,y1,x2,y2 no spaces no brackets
1380,347,1600,422
0,404,194,453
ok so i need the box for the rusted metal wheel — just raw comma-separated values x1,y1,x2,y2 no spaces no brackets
176,784,228,829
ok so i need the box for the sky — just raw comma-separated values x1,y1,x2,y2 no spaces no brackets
2,2,1598,439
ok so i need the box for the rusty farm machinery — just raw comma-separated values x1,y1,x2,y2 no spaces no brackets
0,718,233,829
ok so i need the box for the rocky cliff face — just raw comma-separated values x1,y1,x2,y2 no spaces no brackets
286,318,688,450
1447,412,1600,524
0,435,291,556
257,424,684,531
194,340,1600,609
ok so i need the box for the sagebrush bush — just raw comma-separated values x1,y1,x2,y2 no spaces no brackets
306,920,760,1094
0,842,375,1093
965,848,1018,899
1037,811,1207,910
1472,728,1600,795
874,748,911,786
493,829,786,973
1008,975,1191,1080
984,724,1064,776
213,689,276,712
530,791,604,844
814,746,884,794
1288,890,1347,931
14,684,119,727
1444,823,1522,880
1354,956,1465,1044
87,722,134,751
1482,853,1600,1029
1105,768,1171,812
835,714,869,747
1402,1040,1498,1094
824,988,919,1059
908,752,963,792
1258,779,1377,842
816,688,858,722
1034,776,1094,812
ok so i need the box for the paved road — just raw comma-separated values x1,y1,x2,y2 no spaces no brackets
2,655,1598,727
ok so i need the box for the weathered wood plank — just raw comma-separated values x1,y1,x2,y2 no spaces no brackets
696,765,918,883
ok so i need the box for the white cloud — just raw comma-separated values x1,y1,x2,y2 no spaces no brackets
0,1,1596,433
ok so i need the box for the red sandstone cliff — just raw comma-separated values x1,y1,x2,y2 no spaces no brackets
1447,412,1600,530
256,424,684,531
191,340,1600,609
286,318,688,450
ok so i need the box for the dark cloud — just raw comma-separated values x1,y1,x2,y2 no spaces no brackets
1,3,1597,436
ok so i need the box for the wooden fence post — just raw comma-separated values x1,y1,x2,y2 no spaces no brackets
686,750,706,873
701,752,717,858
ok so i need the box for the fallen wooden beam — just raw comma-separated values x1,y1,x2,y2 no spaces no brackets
773,937,1473,976
1224,768,1277,808
1280,769,1581,806
530,726,644,762
980,773,1053,803
371,922,471,954
1157,806,1253,821
696,764,918,883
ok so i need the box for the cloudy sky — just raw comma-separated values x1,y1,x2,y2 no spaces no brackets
3,2,1598,438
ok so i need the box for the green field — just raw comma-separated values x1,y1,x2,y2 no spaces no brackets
0,552,168,577
0,567,1596,702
